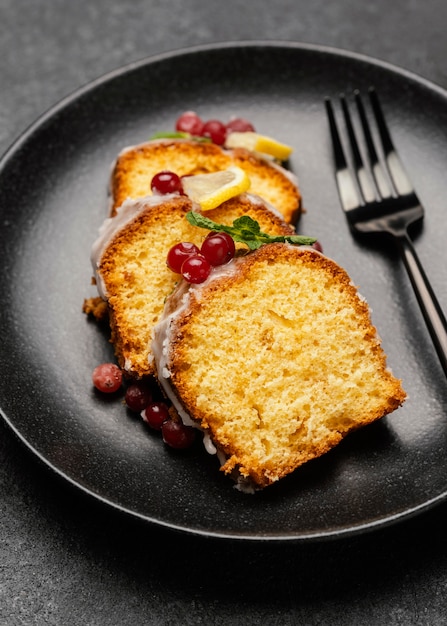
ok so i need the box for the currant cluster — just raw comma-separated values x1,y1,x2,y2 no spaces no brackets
130,381,196,449
175,111,255,146
92,364,195,449
167,231,236,284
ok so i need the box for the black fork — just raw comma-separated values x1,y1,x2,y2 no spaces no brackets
325,88,447,377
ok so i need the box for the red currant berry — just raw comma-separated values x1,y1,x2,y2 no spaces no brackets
162,419,196,449
125,382,153,412
312,241,323,253
142,401,170,430
201,232,236,266
226,117,255,132
175,111,204,136
166,242,200,274
181,254,212,283
92,363,122,393
151,170,184,195
201,120,227,145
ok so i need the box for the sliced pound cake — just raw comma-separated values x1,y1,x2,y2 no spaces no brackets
110,139,301,223
91,193,295,379
153,243,406,491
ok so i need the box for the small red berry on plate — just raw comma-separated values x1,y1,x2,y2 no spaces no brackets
125,382,153,412
201,119,227,145
151,170,184,195
92,363,123,393
162,419,196,449
201,232,236,266
142,401,170,430
166,241,200,274
226,117,255,132
175,111,204,136
181,254,212,283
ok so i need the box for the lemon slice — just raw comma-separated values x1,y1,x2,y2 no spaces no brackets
225,131,293,161
182,166,251,211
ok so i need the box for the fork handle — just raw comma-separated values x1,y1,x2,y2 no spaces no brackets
395,233,447,377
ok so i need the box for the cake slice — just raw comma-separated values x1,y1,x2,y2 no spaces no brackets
110,139,301,223
91,193,295,379
153,243,406,491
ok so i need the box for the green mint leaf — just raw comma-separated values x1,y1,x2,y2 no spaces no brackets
185,211,317,250
285,235,319,246
190,135,212,143
149,131,212,143
150,131,192,139
186,211,223,231
231,215,261,234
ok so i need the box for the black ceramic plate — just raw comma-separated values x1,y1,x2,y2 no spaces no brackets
1,42,446,541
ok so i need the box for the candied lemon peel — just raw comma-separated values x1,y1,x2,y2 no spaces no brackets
225,131,293,161
182,166,251,211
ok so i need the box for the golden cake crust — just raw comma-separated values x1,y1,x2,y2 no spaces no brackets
96,194,295,379
162,244,406,489
110,140,301,223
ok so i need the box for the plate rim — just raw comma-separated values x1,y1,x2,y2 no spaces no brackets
2,39,447,171
1,40,447,542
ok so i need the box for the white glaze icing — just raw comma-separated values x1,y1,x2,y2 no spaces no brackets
151,256,245,463
90,193,179,298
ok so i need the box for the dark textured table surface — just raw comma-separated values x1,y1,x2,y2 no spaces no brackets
2,1,447,624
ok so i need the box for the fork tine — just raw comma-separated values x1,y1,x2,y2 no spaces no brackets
325,97,360,211
354,91,392,199
340,95,376,204
368,88,394,154
324,97,347,170
368,88,414,196
340,95,363,169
